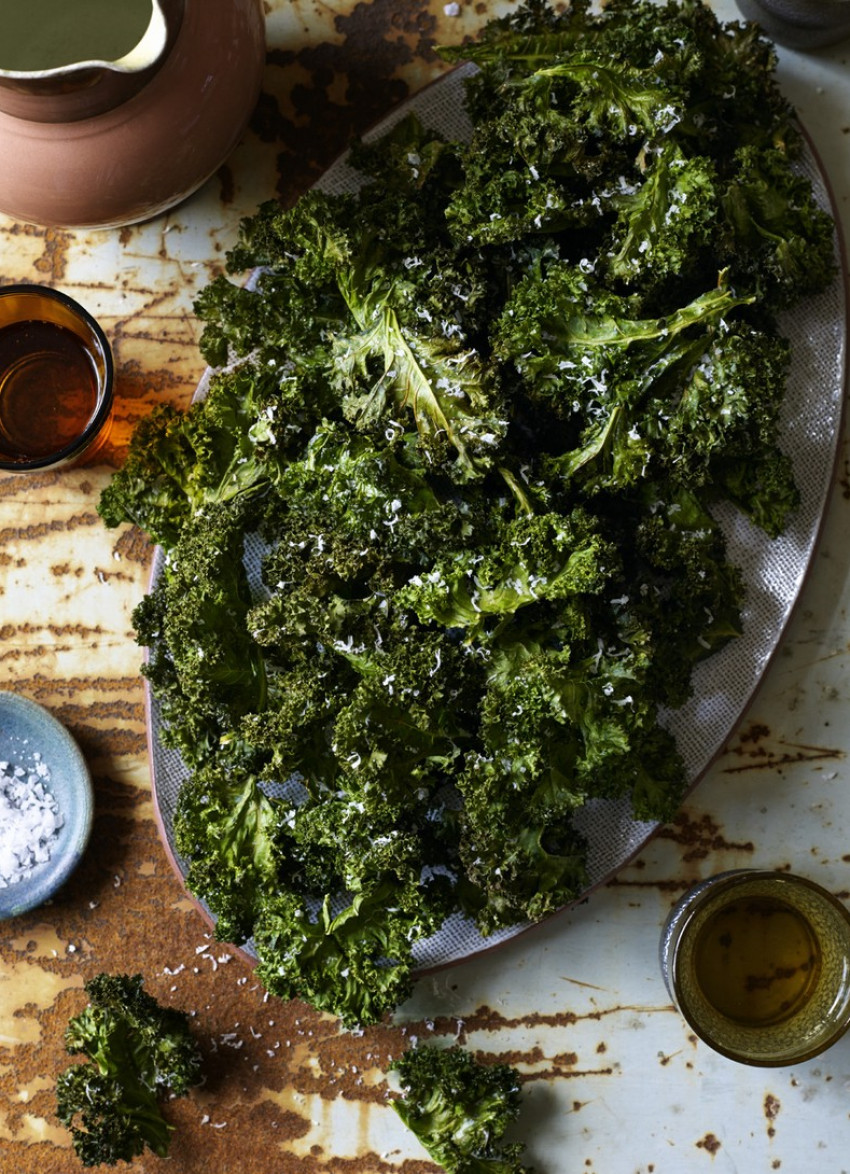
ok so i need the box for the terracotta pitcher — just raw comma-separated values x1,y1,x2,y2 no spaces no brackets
0,0,266,228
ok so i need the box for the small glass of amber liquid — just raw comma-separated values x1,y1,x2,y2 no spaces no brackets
0,284,113,471
661,870,850,1065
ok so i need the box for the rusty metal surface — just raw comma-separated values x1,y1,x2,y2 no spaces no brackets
1,2,849,1171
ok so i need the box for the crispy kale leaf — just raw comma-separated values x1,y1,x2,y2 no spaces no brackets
133,497,266,768
55,974,202,1167
718,143,837,307
97,364,284,549
252,869,457,1028
174,763,284,944
494,264,798,535
391,1044,533,1174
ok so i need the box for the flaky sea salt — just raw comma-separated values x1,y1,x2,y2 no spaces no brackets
0,755,63,886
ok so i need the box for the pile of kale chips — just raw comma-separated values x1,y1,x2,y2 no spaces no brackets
100,0,836,1026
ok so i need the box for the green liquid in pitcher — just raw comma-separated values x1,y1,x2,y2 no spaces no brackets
0,0,152,71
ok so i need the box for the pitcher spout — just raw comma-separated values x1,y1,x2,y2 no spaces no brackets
110,1,169,74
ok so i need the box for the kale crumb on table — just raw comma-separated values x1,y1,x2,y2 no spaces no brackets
97,0,837,1027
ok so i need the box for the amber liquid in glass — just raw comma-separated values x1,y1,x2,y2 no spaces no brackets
693,894,822,1027
0,319,100,460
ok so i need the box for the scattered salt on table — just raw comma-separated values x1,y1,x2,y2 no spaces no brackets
0,755,64,886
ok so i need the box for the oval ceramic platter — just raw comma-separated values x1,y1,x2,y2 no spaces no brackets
148,63,848,971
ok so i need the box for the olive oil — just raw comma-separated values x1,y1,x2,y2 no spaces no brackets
0,0,152,72
0,319,100,459
692,894,821,1027
661,871,850,1065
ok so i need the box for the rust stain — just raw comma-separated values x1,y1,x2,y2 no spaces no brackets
0,469,62,496
0,512,99,544
8,675,144,698
0,643,111,666
31,227,73,281
485,1044,548,1068
837,453,850,500
260,0,446,201
0,622,104,642
562,976,609,992
523,1062,614,1083
696,1132,722,1155
658,811,754,861
92,563,139,585
478,1046,605,1083
739,721,771,744
110,524,155,567
424,1001,672,1036
764,1092,781,1139
111,357,189,400
722,721,844,773
722,740,844,773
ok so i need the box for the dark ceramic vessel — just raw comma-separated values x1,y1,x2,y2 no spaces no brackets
0,0,266,228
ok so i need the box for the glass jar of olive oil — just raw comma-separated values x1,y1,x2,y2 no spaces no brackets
660,870,850,1066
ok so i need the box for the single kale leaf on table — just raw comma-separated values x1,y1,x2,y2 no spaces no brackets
55,973,202,1167
391,1043,534,1174
98,0,837,1027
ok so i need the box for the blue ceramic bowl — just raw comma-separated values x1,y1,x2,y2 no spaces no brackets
0,691,93,919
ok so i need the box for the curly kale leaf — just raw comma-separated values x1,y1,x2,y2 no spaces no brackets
531,53,684,142
662,323,798,535
457,739,592,933
97,364,283,548
253,872,457,1027
391,1044,533,1174
196,193,376,392
437,0,592,77
250,610,482,825
331,242,506,481
134,499,265,768
630,487,745,697
718,144,837,309
456,623,684,932
174,764,285,944
601,144,718,287
347,111,465,212
496,265,761,495
398,507,618,634
56,974,202,1167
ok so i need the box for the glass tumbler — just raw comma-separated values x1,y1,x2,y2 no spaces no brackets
660,870,850,1065
0,283,113,471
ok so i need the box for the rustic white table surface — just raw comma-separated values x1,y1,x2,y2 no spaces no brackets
1,3,849,1171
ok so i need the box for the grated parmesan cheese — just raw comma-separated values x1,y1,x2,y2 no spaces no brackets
0,756,63,886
